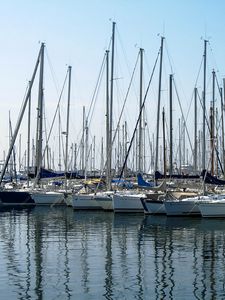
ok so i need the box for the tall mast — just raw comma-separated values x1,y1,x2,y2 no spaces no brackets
155,36,164,179
27,81,31,186
138,48,144,173
106,49,110,189
108,21,116,190
202,40,207,170
93,135,96,174
74,143,77,171
65,66,72,175
58,108,61,171
162,107,166,177
101,137,104,174
124,121,128,177
169,74,173,176
84,117,88,181
194,87,198,173
35,42,45,184
179,118,181,174
81,106,85,173
211,69,215,174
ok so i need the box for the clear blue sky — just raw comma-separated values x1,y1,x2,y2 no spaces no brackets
0,0,224,168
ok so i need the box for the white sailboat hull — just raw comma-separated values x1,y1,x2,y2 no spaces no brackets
164,200,201,216
72,194,102,210
199,201,225,217
113,193,144,213
94,192,113,211
72,192,113,210
31,192,65,205
164,195,215,216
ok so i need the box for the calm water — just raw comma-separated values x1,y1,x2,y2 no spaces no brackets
0,207,225,299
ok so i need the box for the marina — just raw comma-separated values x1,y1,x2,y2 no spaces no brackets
1,1,225,299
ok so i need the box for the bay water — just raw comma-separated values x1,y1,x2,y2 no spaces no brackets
0,207,225,299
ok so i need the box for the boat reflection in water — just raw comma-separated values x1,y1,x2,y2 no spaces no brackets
0,208,225,299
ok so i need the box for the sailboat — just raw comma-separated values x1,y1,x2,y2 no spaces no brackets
113,37,165,214
0,44,47,208
71,23,116,211
28,43,66,206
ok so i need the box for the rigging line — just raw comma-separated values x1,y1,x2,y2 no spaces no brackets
173,78,194,156
41,69,68,163
45,47,60,96
194,56,204,88
164,40,174,75
183,87,195,131
87,52,107,124
215,73,223,131
116,26,133,80
75,54,106,166
111,51,140,147
208,40,220,75
118,48,161,181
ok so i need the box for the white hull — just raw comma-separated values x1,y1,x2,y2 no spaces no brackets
31,192,65,205
164,200,200,216
94,192,113,211
199,201,225,217
113,193,144,213
72,192,113,210
164,195,215,216
72,194,102,210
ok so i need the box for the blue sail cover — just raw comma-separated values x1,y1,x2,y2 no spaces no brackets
137,173,154,187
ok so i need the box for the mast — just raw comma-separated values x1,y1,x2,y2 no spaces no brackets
155,36,164,180
169,74,173,176
107,21,115,190
0,44,42,185
93,135,96,175
162,107,166,177
74,143,77,171
84,117,88,181
211,69,215,175
35,42,45,185
58,108,62,171
124,121,128,177
138,48,144,173
106,49,110,189
27,81,31,186
194,87,197,173
101,137,104,174
65,66,72,175
82,106,85,174
202,40,207,171
179,118,181,174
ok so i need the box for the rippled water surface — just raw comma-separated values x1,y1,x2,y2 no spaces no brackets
0,207,225,299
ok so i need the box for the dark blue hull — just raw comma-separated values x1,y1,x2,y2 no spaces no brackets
0,191,35,208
